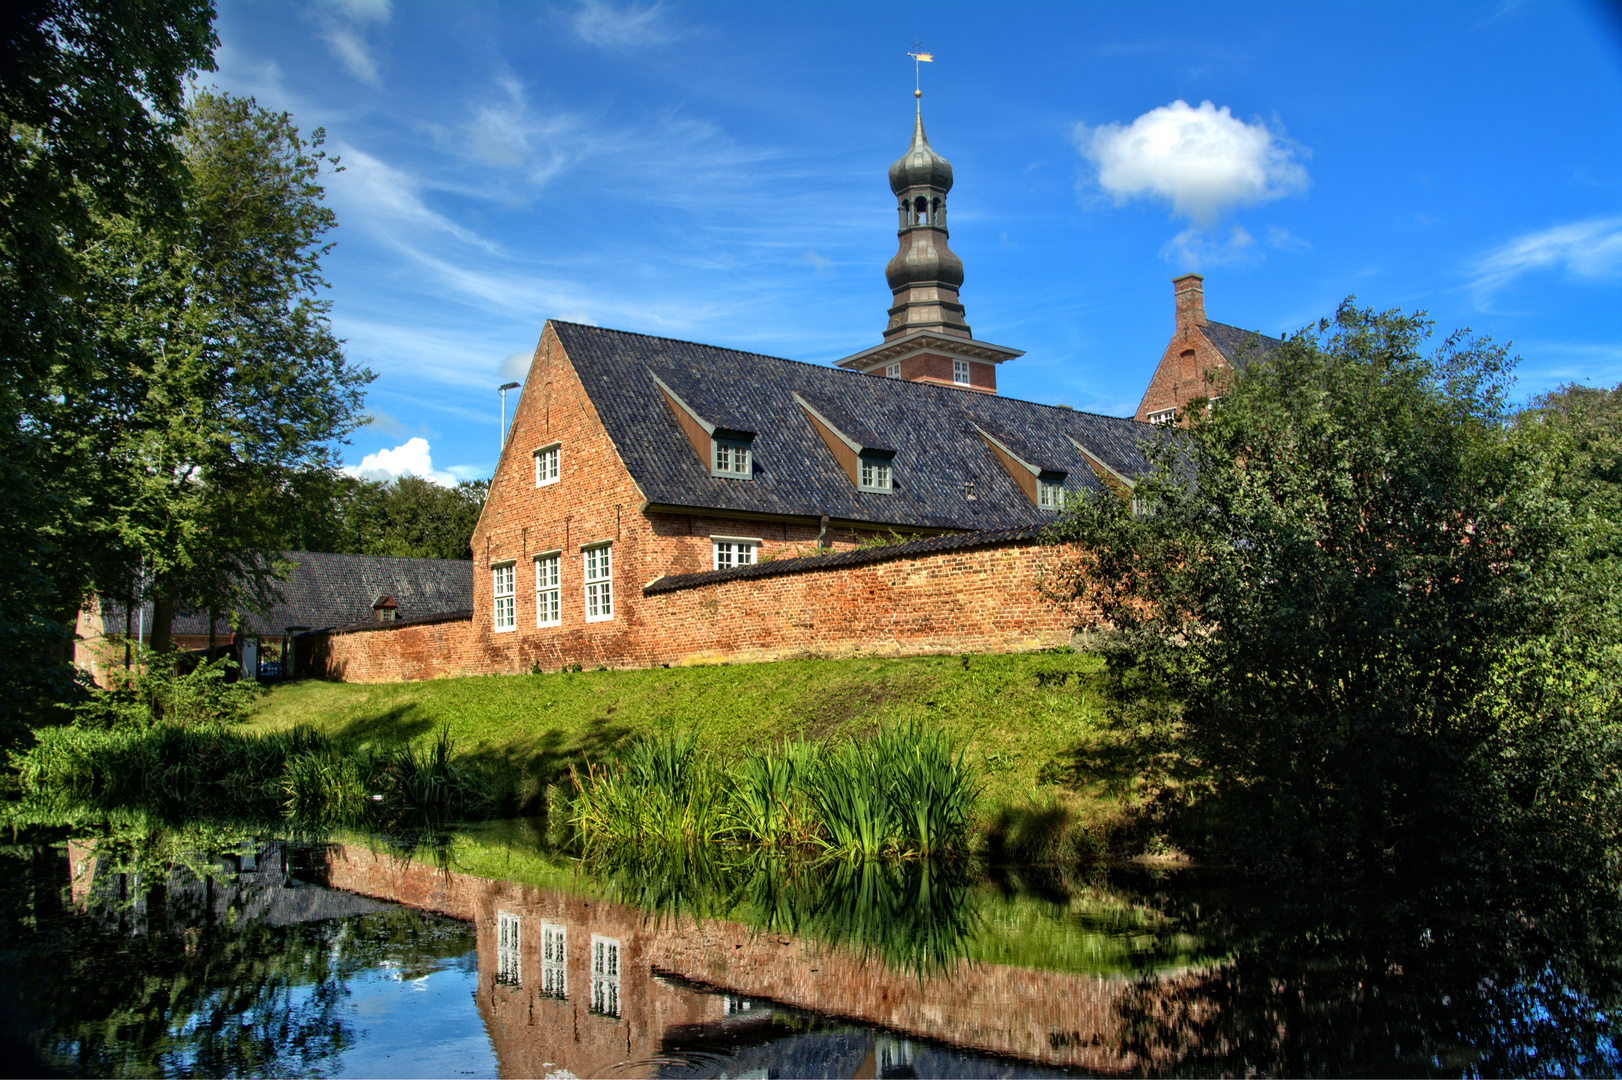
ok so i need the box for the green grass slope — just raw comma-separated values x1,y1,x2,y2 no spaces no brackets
245,651,1154,850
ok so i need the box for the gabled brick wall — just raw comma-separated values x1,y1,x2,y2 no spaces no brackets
1134,274,1236,426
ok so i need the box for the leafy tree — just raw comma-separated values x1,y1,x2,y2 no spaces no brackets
1049,303,1622,884
273,473,487,560
0,0,217,728
81,89,371,652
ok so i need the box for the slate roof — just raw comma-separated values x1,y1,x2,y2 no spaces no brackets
101,551,473,637
1202,320,1282,370
555,322,1162,532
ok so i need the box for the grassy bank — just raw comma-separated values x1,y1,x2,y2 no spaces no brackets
238,651,1160,856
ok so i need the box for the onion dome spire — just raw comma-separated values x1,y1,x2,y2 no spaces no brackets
882,96,969,341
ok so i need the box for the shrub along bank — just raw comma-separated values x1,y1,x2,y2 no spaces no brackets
7,651,1166,858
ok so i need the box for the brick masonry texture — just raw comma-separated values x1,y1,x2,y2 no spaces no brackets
311,841,1193,1076
295,323,1086,682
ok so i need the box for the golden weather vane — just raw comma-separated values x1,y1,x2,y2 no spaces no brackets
908,40,934,102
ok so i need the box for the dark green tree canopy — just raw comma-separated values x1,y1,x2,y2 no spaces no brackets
1049,302,1621,884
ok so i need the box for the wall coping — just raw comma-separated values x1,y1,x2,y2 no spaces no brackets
643,524,1052,597
296,608,474,639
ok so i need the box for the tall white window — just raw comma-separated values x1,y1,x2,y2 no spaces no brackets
713,540,756,570
1038,479,1066,511
953,359,971,386
1147,408,1176,425
712,439,751,478
535,554,560,627
496,911,521,986
492,563,516,632
590,934,621,1017
534,444,560,486
584,545,612,621
540,922,567,999
859,456,892,493
885,363,901,378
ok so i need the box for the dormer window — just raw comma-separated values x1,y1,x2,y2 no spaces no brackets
1038,479,1066,511
859,455,893,493
712,438,752,478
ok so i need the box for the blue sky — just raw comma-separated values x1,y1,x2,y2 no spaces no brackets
211,0,1622,485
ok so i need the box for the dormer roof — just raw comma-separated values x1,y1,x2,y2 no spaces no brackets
556,321,1160,531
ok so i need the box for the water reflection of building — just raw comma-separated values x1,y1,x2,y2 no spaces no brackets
312,843,1160,1077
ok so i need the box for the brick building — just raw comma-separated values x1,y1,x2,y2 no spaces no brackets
1134,273,1283,426
296,101,1281,682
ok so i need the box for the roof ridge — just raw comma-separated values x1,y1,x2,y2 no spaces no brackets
555,321,1148,425
1203,319,1282,342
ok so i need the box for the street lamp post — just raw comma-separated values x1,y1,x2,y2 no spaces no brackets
498,381,520,454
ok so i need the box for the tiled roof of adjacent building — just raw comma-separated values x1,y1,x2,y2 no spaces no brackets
1201,320,1283,370
555,322,1162,531
101,551,473,637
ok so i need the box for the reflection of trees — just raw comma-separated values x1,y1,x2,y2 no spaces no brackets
1112,877,1622,1077
0,838,475,1078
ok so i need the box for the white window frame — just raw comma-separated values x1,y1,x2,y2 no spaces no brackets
1038,479,1066,511
496,910,521,986
534,443,561,487
583,544,613,622
885,363,901,378
1147,408,1176,425
492,562,516,632
711,438,752,479
590,934,621,1018
858,455,893,494
534,552,561,627
952,359,971,386
712,537,758,570
540,921,567,999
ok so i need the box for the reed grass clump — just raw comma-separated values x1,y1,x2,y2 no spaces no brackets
569,723,980,857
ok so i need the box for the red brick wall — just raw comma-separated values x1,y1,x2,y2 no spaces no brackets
297,535,1078,682
900,350,996,393
1134,275,1235,426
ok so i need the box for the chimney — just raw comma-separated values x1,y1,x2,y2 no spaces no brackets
1173,274,1206,335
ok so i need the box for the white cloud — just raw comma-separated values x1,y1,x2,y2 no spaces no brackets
1469,216,1622,305
500,349,534,381
327,144,498,251
362,408,407,437
310,0,392,85
1161,224,1258,268
344,437,456,486
570,0,677,49
1078,100,1308,227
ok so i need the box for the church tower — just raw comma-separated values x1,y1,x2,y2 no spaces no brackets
836,91,1021,392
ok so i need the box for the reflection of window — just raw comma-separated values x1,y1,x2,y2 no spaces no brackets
497,911,521,986
724,995,754,1015
493,563,516,632
1147,408,1176,425
712,439,751,479
859,456,892,493
535,554,560,627
584,545,612,622
713,540,755,570
591,934,621,1017
953,359,971,386
1038,479,1066,511
534,444,560,487
541,922,567,999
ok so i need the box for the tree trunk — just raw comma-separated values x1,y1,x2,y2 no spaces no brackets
150,596,177,655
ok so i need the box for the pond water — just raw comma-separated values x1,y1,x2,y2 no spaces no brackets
0,819,1616,1078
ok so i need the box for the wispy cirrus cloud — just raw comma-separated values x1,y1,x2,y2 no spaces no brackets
327,144,498,251
308,0,392,85
1469,216,1622,307
569,0,681,50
